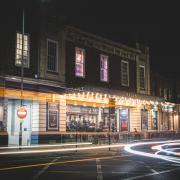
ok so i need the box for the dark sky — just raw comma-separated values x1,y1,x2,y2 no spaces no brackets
55,0,180,78
1,0,180,79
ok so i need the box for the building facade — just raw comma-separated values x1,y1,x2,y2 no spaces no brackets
0,5,179,146
151,72,180,132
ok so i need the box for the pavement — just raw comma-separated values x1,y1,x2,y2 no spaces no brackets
0,137,178,155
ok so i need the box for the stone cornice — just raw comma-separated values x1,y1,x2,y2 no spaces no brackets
64,26,141,61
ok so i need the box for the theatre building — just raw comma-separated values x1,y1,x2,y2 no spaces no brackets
0,7,179,145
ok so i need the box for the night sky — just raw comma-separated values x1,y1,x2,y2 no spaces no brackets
1,0,180,79
55,0,180,79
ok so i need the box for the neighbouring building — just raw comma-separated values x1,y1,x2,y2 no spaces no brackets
151,72,180,131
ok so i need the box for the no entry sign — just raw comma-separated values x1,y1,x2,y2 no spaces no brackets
17,107,27,119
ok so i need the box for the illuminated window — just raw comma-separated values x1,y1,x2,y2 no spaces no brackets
47,39,58,72
100,54,108,82
139,65,145,90
75,47,85,77
121,60,129,86
15,32,30,68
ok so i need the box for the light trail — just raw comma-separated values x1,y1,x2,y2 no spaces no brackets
0,144,125,155
124,140,180,164
152,142,180,156
0,142,92,149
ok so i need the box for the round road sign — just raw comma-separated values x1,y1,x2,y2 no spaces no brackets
17,107,27,119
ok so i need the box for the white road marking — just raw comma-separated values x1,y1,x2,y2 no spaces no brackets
121,167,180,180
33,157,60,180
145,165,159,174
96,159,103,180
136,160,159,174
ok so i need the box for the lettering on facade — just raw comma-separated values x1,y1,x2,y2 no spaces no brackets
65,28,137,61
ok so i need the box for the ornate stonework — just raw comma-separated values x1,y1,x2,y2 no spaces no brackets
64,26,140,61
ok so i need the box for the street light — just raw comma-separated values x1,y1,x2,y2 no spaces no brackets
19,8,25,149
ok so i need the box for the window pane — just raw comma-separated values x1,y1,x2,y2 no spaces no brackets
139,66,145,89
100,55,108,82
47,40,57,71
75,63,84,77
75,47,85,77
121,61,129,86
15,32,29,68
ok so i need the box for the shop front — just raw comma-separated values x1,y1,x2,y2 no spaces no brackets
161,104,175,131
66,105,99,132
65,91,161,133
66,105,118,132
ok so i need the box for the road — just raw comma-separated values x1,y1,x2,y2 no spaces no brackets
1,141,180,180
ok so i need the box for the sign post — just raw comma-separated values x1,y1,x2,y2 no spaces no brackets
17,107,27,148
19,8,25,149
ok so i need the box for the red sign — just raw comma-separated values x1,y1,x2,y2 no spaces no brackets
17,107,27,119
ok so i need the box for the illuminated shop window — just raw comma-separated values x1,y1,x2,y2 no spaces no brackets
121,60,129,86
66,105,117,132
15,32,30,68
47,39,58,72
139,65,145,90
75,47,85,77
100,54,108,82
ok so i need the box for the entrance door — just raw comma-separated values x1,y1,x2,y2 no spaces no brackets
7,99,32,146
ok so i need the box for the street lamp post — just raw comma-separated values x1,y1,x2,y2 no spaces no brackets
19,8,25,149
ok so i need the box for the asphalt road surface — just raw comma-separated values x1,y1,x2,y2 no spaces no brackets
1,142,180,180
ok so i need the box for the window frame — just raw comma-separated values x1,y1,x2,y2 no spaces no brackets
139,65,145,90
47,38,58,72
75,47,85,78
121,60,129,87
100,54,109,82
15,32,30,68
